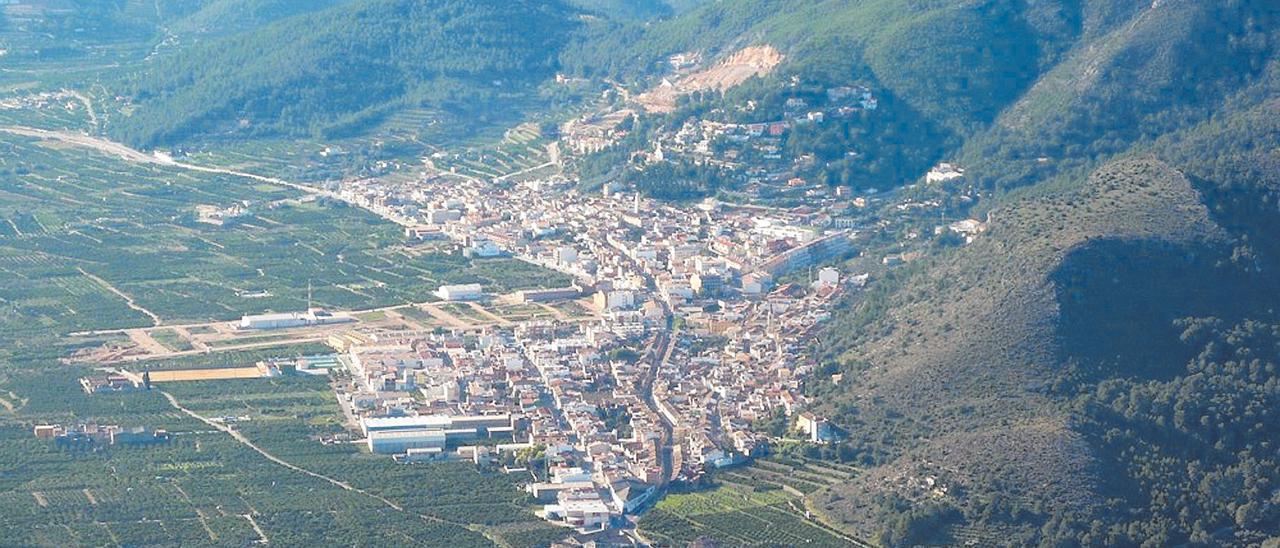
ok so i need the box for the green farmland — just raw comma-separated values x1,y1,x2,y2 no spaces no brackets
0,119,576,546
638,461,859,547
0,133,568,357
0,373,566,547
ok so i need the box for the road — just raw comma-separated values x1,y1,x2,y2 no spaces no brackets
78,267,162,326
0,125,413,227
611,235,678,485
640,327,676,484
159,388,510,542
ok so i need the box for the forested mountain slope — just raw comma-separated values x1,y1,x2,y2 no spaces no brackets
565,0,1082,133
569,0,1277,185
960,0,1279,192
169,0,353,37
111,0,579,147
800,8,1280,546
566,0,1280,544
566,0,675,21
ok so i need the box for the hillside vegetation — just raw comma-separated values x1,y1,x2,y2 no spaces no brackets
571,0,1280,544
169,0,353,36
112,0,579,147
809,149,1280,544
569,0,1278,189
960,0,1280,192
794,3,1280,543
565,0,1081,133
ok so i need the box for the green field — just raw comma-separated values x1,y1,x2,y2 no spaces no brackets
0,121,577,546
0,134,568,358
148,328,194,352
433,123,554,181
638,462,858,547
0,373,566,547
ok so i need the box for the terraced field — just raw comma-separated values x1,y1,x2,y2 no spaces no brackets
433,123,554,181
638,461,861,547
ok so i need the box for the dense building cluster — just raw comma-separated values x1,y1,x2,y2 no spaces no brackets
306,169,894,530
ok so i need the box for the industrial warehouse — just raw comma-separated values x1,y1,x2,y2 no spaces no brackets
361,414,518,456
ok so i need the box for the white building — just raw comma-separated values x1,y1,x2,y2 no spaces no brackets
925,163,965,184
427,209,462,224
544,490,612,531
469,239,503,258
816,267,840,287
436,283,483,301
556,246,578,265
594,289,635,311
238,309,353,330
367,429,446,454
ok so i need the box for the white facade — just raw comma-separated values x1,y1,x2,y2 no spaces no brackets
926,163,965,184
367,429,446,454
436,284,483,301
238,309,353,330
817,267,840,287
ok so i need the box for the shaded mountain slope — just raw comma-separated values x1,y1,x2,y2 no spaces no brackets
810,156,1234,543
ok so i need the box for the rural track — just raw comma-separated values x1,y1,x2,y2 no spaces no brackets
160,390,412,512
157,391,511,544
78,268,163,326
0,126,413,227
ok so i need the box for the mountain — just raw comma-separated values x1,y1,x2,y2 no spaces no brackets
169,0,354,37
563,0,1280,544
566,0,673,21
558,0,1086,196
959,0,1280,193
563,0,1072,132
111,0,579,147
804,4,1280,545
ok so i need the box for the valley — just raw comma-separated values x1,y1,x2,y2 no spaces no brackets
0,0,1278,547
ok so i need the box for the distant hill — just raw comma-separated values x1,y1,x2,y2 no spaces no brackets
112,0,579,147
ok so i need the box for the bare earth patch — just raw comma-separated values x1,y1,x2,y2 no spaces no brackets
637,45,784,112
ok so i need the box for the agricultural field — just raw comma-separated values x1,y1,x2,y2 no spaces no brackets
149,328,194,352
143,367,265,382
440,303,497,325
490,303,557,323
432,123,555,181
0,133,569,360
638,461,859,547
551,299,595,320
0,372,561,547
74,342,329,374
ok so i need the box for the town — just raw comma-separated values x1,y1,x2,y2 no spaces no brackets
44,68,989,536
196,152,975,533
